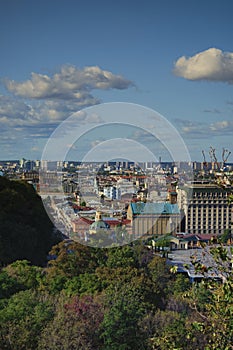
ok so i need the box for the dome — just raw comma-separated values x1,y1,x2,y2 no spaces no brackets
90,220,109,231
89,210,110,234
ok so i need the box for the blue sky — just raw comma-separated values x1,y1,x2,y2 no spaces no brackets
1,0,233,161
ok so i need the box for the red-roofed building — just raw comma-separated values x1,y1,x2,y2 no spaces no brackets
176,233,217,248
72,204,94,211
72,213,131,236
72,217,93,237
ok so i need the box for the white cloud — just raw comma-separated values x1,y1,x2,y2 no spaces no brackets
174,118,207,138
210,120,233,132
0,94,102,134
173,48,233,83
0,95,31,119
0,65,134,158
174,117,233,138
71,111,104,125
5,65,134,99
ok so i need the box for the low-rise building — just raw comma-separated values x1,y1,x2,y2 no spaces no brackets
72,216,92,238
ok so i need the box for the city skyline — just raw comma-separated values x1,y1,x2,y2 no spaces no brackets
1,0,233,161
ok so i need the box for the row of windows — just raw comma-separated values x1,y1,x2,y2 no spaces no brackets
188,214,230,219
188,222,230,227
193,192,228,198
188,208,230,213
189,203,229,207
194,211,229,213
189,217,231,222
190,213,230,217
189,218,231,223
189,211,230,215
187,229,225,234
191,198,228,201
187,217,230,222
187,225,228,231
194,224,229,228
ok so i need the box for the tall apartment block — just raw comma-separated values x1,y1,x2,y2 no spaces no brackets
177,183,233,235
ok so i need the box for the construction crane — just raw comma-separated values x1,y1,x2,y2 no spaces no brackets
209,146,220,170
202,146,231,171
202,150,207,167
222,148,231,168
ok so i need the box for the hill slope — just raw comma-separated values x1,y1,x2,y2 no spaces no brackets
0,177,61,265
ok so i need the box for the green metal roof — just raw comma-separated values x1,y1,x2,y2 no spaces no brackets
130,202,180,215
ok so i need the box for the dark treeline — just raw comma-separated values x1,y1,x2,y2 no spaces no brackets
0,177,61,266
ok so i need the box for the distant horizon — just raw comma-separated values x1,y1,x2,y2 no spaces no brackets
1,158,233,165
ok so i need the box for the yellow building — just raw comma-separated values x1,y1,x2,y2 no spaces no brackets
127,201,180,237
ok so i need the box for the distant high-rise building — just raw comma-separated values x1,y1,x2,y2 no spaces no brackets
24,160,36,171
40,160,58,171
35,160,40,168
19,158,26,168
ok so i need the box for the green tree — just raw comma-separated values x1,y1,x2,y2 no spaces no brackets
0,289,54,350
100,282,148,350
179,245,233,349
64,272,102,297
219,229,232,244
48,241,97,274
172,273,191,296
45,241,101,293
4,260,43,290
141,309,188,350
0,270,23,299
106,245,138,268
106,243,153,269
147,255,172,308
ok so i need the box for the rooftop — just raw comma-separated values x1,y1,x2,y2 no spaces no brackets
130,202,180,215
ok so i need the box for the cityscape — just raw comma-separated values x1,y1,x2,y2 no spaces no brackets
2,157,233,248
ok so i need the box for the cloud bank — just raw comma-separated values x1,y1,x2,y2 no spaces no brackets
173,48,233,83
5,65,134,100
175,118,233,138
1,65,134,127
0,65,134,158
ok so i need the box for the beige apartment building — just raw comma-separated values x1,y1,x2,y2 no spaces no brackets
177,183,233,235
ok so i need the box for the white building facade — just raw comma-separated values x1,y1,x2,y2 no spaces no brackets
103,186,121,200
